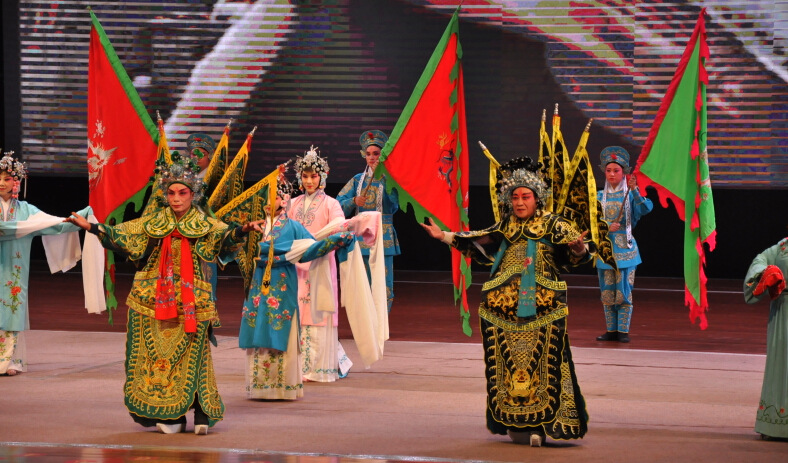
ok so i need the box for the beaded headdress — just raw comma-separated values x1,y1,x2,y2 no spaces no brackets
154,151,206,205
359,130,388,157
495,156,547,214
599,146,631,174
294,145,329,190
0,151,28,199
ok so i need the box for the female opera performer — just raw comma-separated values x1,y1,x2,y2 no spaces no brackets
0,151,90,376
287,146,352,381
421,157,590,447
66,152,253,435
240,175,355,399
744,240,788,440
594,146,652,343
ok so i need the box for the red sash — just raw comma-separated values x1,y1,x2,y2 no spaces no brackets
155,229,197,333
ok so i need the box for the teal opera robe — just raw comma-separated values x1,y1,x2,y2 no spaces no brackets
744,239,788,438
0,201,89,333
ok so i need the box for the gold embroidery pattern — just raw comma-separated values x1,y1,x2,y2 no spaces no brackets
614,249,639,263
628,268,636,285
479,305,568,332
125,311,223,422
483,317,584,438
603,269,617,286
614,233,631,249
601,290,616,305
535,275,567,292
125,244,217,323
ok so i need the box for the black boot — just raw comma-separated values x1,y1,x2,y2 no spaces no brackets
596,331,617,341
617,332,630,343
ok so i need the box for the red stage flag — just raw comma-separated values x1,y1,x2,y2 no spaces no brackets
87,10,157,224
375,8,471,335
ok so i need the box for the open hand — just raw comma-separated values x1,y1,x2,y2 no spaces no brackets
569,230,589,255
64,212,91,231
420,217,445,241
242,220,266,233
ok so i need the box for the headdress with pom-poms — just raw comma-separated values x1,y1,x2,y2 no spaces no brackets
294,145,330,190
495,156,548,217
276,161,295,203
359,130,388,157
154,150,207,207
599,146,632,174
0,150,28,199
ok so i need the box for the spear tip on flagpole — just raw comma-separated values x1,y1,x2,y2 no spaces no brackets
585,119,593,132
554,103,559,115
156,110,161,121
226,119,233,128
249,126,257,137
478,141,487,151
86,5,92,11
541,109,546,121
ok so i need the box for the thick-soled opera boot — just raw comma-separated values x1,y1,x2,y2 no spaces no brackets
156,423,185,434
618,332,631,343
596,331,617,341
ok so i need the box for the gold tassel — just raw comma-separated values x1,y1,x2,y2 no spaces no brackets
260,234,276,295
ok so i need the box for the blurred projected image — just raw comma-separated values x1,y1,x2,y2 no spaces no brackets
17,0,788,186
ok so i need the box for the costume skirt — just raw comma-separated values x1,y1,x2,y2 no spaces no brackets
0,330,26,374
125,310,224,426
755,300,788,438
299,323,353,382
246,318,303,400
480,313,588,440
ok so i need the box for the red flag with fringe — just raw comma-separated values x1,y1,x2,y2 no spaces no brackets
375,8,471,335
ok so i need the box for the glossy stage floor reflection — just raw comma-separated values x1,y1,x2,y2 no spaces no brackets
0,443,458,463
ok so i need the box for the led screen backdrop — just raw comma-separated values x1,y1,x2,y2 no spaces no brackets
16,0,788,187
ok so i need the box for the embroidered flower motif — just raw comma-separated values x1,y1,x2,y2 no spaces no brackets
524,257,533,266
252,295,261,308
10,286,21,296
281,284,287,291
267,297,279,309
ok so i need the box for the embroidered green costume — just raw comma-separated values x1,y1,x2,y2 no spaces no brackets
450,210,590,440
95,206,245,427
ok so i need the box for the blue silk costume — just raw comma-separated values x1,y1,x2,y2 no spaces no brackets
239,216,355,352
595,187,652,333
336,170,400,312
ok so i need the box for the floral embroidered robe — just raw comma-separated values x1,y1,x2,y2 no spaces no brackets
744,239,788,438
450,211,590,440
95,206,245,426
0,200,87,373
337,170,400,311
240,212,355,399
288,190,349,381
